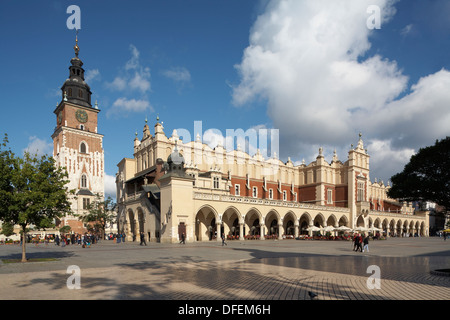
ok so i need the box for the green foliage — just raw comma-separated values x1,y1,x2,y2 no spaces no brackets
59,225,72,234
0,133,73,261
388,136,450,211
80,194,116,238
0,221,15,237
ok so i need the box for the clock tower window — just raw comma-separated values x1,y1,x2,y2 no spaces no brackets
81,174,87,188
80,142,87,154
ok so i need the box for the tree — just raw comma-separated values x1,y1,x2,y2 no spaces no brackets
79,194,116,239
388,137,450,212
1,221,15,238
0,134,73,262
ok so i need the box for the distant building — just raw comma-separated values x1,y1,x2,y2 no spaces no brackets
116,120,429,243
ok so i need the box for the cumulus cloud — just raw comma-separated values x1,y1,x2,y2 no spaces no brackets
105,44,151,94
23,136,53,157
85,69,100,83
107,98,153,117
105,44,154,117
163,67,191,83
232,0,450,181
104,173,117,200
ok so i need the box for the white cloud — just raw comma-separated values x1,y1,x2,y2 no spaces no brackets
105,44,151,94
23,136,53,157
85,69,100,83
366,139,415,183
232,0,450,181
400,24,413,36
107,98,153,117
129,69,151,93
125,44,140,71
162,67,191,83
104,173,117,200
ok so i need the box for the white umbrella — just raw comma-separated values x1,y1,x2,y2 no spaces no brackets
354,226,368,232
335,226,352,232
322,226,335,232
306,226,321,232
367,226,382,233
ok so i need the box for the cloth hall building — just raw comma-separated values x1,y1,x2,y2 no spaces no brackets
116,120,429,243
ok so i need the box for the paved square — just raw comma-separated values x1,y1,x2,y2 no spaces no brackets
0,237,449,300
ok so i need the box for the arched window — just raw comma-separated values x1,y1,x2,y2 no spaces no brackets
78,89,83,98
80,142,87,153
81,174,87,188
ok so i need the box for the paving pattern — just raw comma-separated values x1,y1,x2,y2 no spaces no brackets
0,237,449,300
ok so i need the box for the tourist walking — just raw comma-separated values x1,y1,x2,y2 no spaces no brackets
221,233,227,246
353,234,359,251
362,235,369,252
140,231,147,246
180,232,186,244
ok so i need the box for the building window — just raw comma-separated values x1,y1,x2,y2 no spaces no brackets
78,89,83,98
327,189,333,204
80,124,85,131
80,142,87,153
357,181,365,202
294,192,297,202
213,177,219,189
252,186,258,198
269,188,273,199
283,190,287,201
68,88,72,96
81,174,87,188
83,198,90,210
235,184,240,196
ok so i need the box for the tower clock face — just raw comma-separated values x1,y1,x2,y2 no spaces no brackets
76,109,88,123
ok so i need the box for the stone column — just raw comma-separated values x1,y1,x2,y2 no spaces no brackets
239,223,244,240
216,222,222,242
278,223,283,240
260,223,265,240
294,222,299,238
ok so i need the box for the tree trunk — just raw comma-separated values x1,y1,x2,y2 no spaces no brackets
21,227,27,263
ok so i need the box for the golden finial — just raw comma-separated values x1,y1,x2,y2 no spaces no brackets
74,29,80,57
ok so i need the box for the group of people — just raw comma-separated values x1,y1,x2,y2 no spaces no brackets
55,233,99,248
353,233,370,252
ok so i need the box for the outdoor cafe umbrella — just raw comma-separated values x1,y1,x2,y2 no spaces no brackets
334,226,352,232
322,226,335,232
306,226,321,232
367,226,383,233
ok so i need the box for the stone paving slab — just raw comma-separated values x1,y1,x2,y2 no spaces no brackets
0,237,449,300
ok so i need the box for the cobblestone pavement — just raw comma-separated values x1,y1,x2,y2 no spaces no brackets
0,237,449,300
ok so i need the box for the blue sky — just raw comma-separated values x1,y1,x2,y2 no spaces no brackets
1,0,450,198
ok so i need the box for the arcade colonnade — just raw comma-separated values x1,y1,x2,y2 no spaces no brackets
121,193,428,243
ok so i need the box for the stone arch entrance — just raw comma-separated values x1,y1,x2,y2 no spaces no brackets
283,212,297,237
222,207,242,239
137,207,145,234
266,210,281,238
299,212,312,235
195,205,219,242
356,215,365,227
128,209,137,241
245,209,263,238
